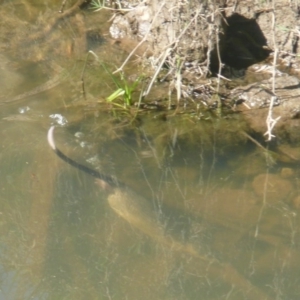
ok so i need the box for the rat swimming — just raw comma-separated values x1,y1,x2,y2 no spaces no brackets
47,125,272,300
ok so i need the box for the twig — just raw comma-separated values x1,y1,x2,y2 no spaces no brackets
59,0,68,13
80,51,95,101
242,131,269,151
113,1,166,74
175,58,183,104
264,3,280,141
143,48,171,97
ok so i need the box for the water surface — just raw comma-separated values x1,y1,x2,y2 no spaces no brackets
0,1,300,300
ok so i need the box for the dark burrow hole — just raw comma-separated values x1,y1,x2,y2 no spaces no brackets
210,13,272,74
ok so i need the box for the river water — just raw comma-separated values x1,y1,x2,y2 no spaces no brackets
0,1,300,300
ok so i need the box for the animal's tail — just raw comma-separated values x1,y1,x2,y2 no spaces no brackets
47,126,121,187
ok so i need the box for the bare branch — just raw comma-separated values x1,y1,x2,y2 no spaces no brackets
264,2,280,141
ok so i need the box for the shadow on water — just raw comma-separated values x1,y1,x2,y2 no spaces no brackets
0,1,300,300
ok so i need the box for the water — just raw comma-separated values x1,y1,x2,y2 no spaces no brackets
0,1,300,300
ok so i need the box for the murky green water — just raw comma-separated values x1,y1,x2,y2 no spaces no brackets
0,1,300,300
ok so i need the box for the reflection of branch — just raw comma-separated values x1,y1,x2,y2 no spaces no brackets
241,131,266,151
264,3,280,141
27,0,87,43
242,130,277,165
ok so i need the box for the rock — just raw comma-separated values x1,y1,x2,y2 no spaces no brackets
231,74,300,109
108,0,300,76
0,54,24,95
280,168,295,178
278,144,300,162
230,73,300,141
292,195,300,209
252,173,293,202
110,15,132,39
190,188,259,228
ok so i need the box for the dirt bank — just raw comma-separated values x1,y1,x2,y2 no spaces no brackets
109,0,300,142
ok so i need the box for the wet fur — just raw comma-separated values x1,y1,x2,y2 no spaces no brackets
47,126,206,255
47,126,124,188
47,126,272,300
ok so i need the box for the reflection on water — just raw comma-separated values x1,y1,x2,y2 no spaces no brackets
0,1,300,300
1,113,300,300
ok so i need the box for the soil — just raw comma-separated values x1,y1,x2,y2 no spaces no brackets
1,0,300,146
109,0,300,144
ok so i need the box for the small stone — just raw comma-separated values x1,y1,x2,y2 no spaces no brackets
278,145,300,161
280,168,294,178
252,173,293,203
292,195,300,209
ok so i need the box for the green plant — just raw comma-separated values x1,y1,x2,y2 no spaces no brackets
89,0,132,12
84,51,143,109
106,71,143,108
89,0,105,11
